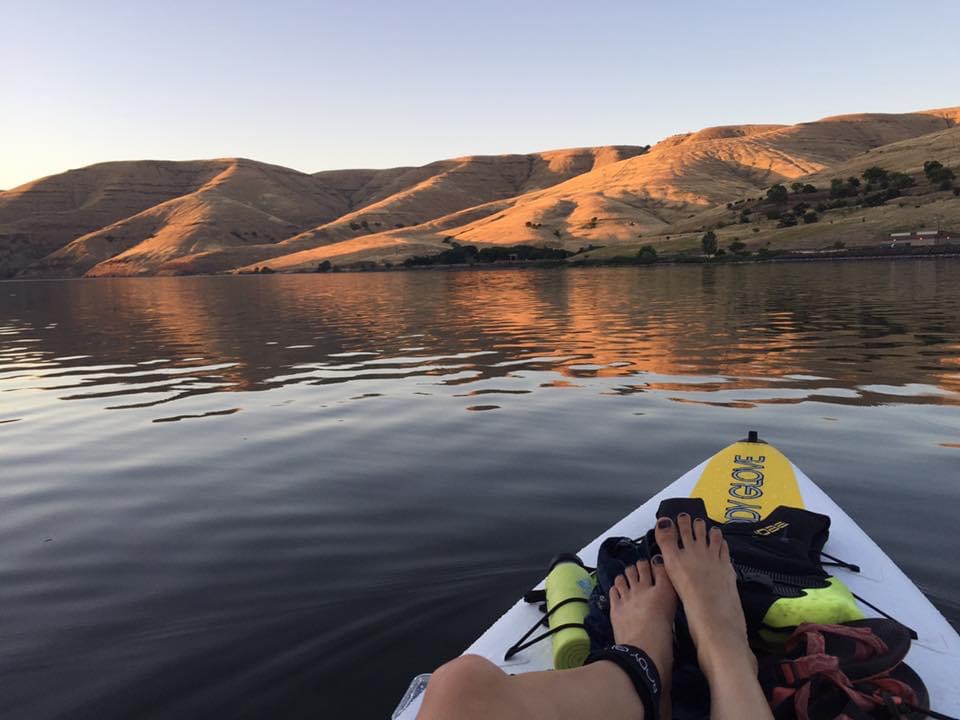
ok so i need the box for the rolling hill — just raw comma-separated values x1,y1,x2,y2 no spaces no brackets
1,107,957,277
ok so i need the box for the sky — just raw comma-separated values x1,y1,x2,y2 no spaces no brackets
2,0,958,190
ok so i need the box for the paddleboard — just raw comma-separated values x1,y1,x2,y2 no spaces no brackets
393,434,960,718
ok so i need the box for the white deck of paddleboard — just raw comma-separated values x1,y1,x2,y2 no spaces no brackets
394,459,960,718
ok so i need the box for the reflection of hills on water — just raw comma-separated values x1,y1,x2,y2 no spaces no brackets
1,261,959,412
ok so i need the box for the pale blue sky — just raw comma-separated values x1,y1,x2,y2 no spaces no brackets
2,0,958,189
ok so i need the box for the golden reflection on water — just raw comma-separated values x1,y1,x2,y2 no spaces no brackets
1,260,959,411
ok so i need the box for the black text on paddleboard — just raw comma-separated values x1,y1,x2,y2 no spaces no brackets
726,454,766,522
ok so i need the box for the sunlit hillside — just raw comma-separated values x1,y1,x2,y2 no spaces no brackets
2,108,957,277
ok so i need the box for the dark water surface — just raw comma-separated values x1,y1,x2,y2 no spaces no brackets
1,261,959,719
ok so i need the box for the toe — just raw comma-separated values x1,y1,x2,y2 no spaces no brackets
693,517,707,544
624,562,640,588
677,512,694,547
609,583,622,604
709,526,724,555
614,574,629,597
655,516,680,557
633,560,652,587
649,555,671,587
719,538,731,563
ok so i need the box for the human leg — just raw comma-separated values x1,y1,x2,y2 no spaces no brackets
655,513,773,720
417,557,676,720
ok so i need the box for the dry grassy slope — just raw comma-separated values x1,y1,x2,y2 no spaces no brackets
210,146,646,273
8,158,359,277
437,110,958,246
0,160,230,276
255,109,958,270
724,123,960,251
586,123,960,259
5,108,958,277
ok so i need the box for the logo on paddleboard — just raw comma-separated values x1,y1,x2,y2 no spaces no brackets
725,454,766,522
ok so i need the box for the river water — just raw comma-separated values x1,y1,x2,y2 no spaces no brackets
1,261,958,719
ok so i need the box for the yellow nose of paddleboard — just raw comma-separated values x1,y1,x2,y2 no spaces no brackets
545,556,595,669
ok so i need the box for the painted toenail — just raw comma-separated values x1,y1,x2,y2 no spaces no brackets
657,518,671,528
652,554,664,565
678,512,689,519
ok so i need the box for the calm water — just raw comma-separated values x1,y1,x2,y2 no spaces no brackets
1,261,959,719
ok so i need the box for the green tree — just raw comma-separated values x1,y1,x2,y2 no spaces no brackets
888,172,916,190
316,260,332,272
791,182,806,194
862,166,888,184
766,184,789,204
637,245,658,264
803,211,819,224
701,230,718,256
924,160,956,186
923,160,944,179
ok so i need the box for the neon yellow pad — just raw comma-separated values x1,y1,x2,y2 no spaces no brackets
764,576,865,629
691,441,804,523
545,562,596,669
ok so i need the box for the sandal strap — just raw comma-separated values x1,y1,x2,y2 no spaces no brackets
790,623,889,660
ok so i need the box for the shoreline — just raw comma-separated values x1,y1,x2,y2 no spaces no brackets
284,245,960,274
3,247,959,282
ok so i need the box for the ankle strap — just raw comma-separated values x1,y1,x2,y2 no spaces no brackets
586,644,661,720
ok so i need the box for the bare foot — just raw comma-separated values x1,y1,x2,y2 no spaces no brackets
609,558,677,720
654,514,752,678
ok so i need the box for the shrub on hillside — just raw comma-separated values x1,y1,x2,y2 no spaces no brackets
924,160,955,188
862,166,889,184
803,211,819,224
637,245,658,264
767,184,789,204
830,178,861,198
887,172,916,190
701,230,718,255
